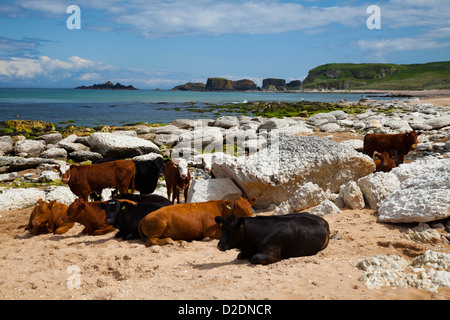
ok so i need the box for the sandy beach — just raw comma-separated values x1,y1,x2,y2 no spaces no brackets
0,204,448,300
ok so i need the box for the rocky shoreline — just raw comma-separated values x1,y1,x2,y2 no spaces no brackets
0,96,449,293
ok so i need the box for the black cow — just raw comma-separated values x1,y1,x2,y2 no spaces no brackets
93,157,164,194
116,193,172,205
215,213,330,265
104,199,171,240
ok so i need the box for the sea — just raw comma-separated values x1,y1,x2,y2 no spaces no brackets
0,88,397,128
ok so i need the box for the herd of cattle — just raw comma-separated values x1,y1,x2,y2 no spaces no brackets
21,130,419,265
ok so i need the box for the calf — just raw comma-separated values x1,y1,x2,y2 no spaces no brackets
373,151,396,173
25,199,74,235
64,198,115,235
215,212,330,265
164,158,191,203
363,131,419,164
61,159,135,200
138,197,256,246
104,199,171,240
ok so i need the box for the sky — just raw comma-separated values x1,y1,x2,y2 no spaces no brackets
0,0,449,89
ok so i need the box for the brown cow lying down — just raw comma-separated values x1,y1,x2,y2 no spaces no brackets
61,160,136,200
363,131,419,164
25,199,74,235
138,197,257,246
64,198,116,235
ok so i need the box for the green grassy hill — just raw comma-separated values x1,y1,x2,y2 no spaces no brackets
302,61,450,90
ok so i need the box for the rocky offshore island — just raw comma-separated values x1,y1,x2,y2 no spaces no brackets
75,81,138,90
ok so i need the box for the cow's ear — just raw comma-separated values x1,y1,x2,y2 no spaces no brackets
215,216,225,226
224,200,233,210
247,197,257,206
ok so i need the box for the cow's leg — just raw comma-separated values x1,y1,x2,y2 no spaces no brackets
204,225,221,240
54,222,74,234
146,237,174,246
93,224,116,236
166,184,173,202
174,187,180,204
250,252,280,265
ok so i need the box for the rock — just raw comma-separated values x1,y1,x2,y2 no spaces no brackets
38,170,61,183
273,182,326,215
14,140,45,157
320,122,342,133
87,132,160,158
174,127,223,153
425,116,450,129
306,113,337,126
69,150,102,162
186,178,242,203
39,148,68,160
0,172,18,183
378,165,450,223
43,186,77,205
310,199,342,216
391,157,450,183
357,172,401,210
339,180,365,210
213,116,239,129
340,139,364,151
36,133,62,145
0,136,14,154
257,119,289,132
7,157,58,172
0,188,46,210
212,136,375,209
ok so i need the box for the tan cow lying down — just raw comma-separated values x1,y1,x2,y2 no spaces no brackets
138,197,256,246
25,199,74,235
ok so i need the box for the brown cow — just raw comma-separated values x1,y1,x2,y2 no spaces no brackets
164,158,190,203
64,198,115,235
61,160,136,201
373,151,396,173
138,196,257,246
363,131,419,164
25,199,74,235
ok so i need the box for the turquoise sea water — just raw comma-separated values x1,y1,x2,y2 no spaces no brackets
0,88,394,127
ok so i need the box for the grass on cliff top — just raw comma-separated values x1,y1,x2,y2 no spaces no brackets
303,61,450,90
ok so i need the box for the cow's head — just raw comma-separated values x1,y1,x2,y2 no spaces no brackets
31,199,53,227
407,130,419,145
172,158,189,179
54,164,72,183
104,199,121,226
222,196,256,218
64,198,87,222
215,215,245,252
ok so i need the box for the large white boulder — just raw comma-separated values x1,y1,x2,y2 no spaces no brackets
186,178,242,203
357,172,401,210
378,165,450,223
0,188,46,210
88,132,160,158
212,136,375,209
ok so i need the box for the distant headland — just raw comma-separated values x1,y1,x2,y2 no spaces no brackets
171,61,450,92
75,81,139,90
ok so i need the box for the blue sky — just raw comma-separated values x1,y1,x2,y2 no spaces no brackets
0,0,449,88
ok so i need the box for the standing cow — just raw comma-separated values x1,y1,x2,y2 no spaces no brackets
164,158,191,203
215,212,330,265
61,160,135,201
363,131,419,165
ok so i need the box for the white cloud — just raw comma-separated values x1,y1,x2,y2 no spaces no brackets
0,55,115,81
